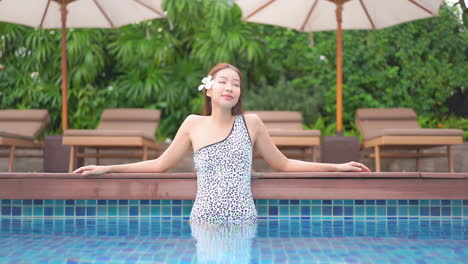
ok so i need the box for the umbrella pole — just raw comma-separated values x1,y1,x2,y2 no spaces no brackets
335,1,343,136
60,1,68,131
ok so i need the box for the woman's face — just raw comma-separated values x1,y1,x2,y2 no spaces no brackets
206,68,241,110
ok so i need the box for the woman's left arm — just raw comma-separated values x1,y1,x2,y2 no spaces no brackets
249,114,370,172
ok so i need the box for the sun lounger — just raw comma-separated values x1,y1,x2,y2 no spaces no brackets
0,109,50,172
63,108,162,172
246,111,320,161
355,108,464,172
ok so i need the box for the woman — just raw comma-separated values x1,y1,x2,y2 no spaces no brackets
74,63,370,223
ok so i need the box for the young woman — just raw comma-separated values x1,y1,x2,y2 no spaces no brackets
74,63,370,223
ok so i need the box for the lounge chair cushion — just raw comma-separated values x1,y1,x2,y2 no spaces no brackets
269,129,321,137
64,129,155,141
356,108,417,120
0,131,35,141
0,109,50,139
377,128,464,138
356,108,464,140
96,109,160,139
246,111,305,130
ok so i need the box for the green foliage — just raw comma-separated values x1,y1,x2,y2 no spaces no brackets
419,115,468,141
0,1,466,140
243,77,324,124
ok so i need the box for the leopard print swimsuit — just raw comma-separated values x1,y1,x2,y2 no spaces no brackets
190,115,257,223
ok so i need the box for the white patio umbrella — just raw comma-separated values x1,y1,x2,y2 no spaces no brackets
235,0,444,135
0,0,166,131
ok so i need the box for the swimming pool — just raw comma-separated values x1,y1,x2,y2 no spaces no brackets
0,199,467,263
0,217,466,263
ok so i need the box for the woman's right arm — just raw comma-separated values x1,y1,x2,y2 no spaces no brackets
73,115,196,175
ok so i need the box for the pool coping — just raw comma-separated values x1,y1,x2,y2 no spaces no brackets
0,172,466,200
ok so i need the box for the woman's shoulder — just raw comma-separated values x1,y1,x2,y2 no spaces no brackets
180,114,205,131
242,113,263,132
242,113,262,124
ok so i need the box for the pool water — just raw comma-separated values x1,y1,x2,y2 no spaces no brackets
0,218,466,263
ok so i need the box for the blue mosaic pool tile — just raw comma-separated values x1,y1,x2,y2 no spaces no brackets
1,199,467,219
398,200,408,205
279,206,288,216
76,207,85,216
33,206,43,216
322,206,332,216
420,206,430,216
441,200,451,206
355,200,364,205
183,206,191,217
290,206,299,216
119,206,129,216
151,206,160,216
431,207,441,216
269,206,278,216
44,207,53,216
290,200,299,205
12,207,21,216
409,206,419,216
162,206,171,216
23,207,32,216
268,200,279,205
366,206,375,216
311,200,321,205
86,207,96,216
398,206,408,216
377,206,386,216
65,207,74,216
333,206,343,216
108,206,117,216
387,206,397,216
2,206,10,215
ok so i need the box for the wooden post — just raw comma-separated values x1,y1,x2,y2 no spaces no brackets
60,0,69,131
8,145,16,172
311,147,317,162
335,1,343,136
69,146,75,173
96,147,100,165
415,148,420,172
143,146,148,160
374,145,381,172
447,145,454,173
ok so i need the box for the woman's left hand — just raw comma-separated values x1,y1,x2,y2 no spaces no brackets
336,161,371,172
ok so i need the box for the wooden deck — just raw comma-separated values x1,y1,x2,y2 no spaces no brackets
0,172,467,200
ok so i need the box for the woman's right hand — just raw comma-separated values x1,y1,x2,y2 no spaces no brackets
73,165,112,176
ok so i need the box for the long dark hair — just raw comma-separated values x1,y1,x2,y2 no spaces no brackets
202,63,244,116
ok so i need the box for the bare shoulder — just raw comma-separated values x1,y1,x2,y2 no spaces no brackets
243,113,263,127
242,113,264,136
180,114,204,131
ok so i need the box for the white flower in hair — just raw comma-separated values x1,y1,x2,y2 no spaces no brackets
198,75,214,91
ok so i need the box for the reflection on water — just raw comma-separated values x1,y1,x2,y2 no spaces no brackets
0,218,466,263
190,222,257,264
